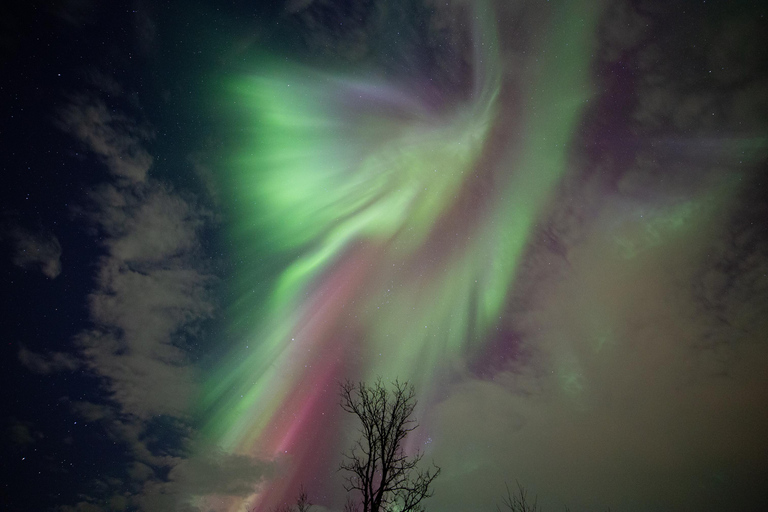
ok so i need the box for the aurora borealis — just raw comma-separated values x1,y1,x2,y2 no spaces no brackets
203,2,607,508
3,0,768,511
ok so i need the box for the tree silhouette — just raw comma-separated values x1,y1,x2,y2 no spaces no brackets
339,379,440,512
267,487,312,512
497,482,539,512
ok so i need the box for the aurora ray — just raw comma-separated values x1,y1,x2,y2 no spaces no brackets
204,1,606,509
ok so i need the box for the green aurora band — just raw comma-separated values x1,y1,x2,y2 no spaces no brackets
202,1,611,509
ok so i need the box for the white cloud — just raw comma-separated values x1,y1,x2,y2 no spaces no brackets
55,85,216,421
76,183,214,420
129,448,274,512
57,84,227,510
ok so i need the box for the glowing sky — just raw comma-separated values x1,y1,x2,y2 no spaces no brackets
4,1,768,511
200,2,601,508
197,1,767,510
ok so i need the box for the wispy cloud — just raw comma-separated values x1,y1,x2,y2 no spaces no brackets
1,222,62,278
57,95,154,183
4,419,42,448
135,449,275,512
53,78,271,511
18,345,81,374
75,181,215,419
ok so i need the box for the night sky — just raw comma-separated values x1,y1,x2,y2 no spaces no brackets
2,1,768,511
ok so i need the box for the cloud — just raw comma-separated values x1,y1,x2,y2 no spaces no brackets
289,0,372,61
188,153,222,207
132,5,157,52
75,182,214,419
56,85,215,420
4,419,42,447
85,70,125,97
284,0,316,14
89,182,207,264
18,346,81,374
598,0,649,62
59,502,107,512
52,0,100,28
625,4,768,136
133,449,273,512
429,168,768,511
691,177,768,342
1,223,62,278
56,82,224,510
423,7,768,496
69,401,183,471
164,450,274,497
57,95,155,183
70,401,114,422
64,403,273,511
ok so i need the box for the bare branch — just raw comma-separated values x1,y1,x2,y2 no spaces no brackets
498,481,539,512
339,379,440,512
295,486,312,512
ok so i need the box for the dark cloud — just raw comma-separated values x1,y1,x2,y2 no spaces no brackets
4,419,42,447
599,0,650,62
62,401,273,512
692,176,768,351
286,0,475,97
1,222,62,278
284,0,316,14
56,84,215,420
18,346,81,374
70,401,114,422
84,70,125,97
135,449,275,511
132,4,158,53
629,5,768,135
288,0,375,61
57,95,155,183
59,502,107,512
55,81,225,511
53,0,100,28
188,153,223,207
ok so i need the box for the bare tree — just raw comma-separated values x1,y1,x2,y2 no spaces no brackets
497,482,539,512
344,496,359,512
295,488,312,512
339,378,440,512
